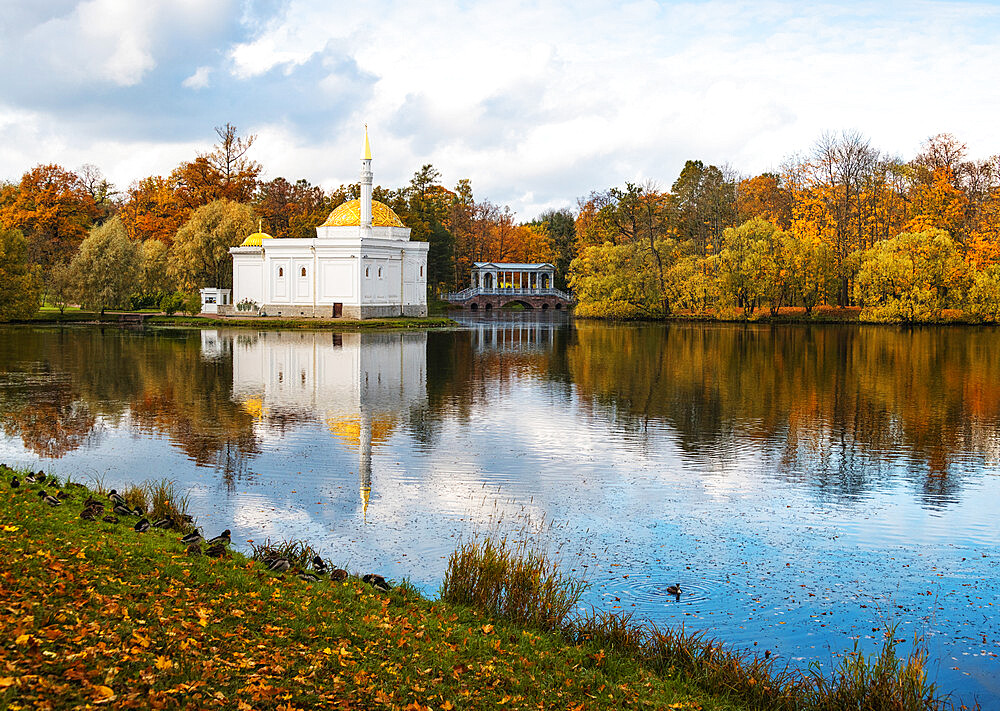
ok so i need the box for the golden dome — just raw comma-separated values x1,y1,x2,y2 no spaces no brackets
321,199,405,228
240,232,273,247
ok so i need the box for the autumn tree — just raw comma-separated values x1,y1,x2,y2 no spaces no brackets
119,176,188,244
0,164,100,272
715,218,785,317
255,177,330,239
737,173,792,227
854,229,967,322
69,217,140,314
0,227,41,320
168,199,254,290
402,165,455,292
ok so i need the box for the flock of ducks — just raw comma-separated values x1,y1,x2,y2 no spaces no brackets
5,466,393,593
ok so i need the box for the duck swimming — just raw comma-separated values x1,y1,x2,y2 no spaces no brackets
666,583,682,596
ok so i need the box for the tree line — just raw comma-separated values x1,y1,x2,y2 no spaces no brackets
571,132,1000,322
2,128,999,322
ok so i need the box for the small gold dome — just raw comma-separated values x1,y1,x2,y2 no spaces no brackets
240,232,273,247
321,199,405,228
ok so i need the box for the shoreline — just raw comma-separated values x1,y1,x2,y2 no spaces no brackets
6,311,458,331
0,464,957,710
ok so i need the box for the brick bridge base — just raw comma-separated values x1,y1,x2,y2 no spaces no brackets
452,294,573,311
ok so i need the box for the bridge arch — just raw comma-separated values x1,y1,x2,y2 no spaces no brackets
502,299,534,310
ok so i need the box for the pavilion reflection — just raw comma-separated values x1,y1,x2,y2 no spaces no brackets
218,330,427,516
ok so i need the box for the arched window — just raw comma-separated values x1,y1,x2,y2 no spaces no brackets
278,267,284,277
300,267,306,277
378,267,383,278
420,265,424,278
365,267,370,278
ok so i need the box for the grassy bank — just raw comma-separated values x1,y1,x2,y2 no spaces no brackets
576,306,993,326
0,465,963,710
10,309,456,331
0,465,736,711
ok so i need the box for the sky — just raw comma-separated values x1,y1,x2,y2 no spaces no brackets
2,0,1000,218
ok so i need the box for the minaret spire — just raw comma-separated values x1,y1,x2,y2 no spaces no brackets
360,125,373,230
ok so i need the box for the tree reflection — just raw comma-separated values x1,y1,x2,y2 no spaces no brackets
564,323,1000,502
0,327,257,464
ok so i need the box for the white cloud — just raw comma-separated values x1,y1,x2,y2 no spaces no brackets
183,66,213,89
5,1,1000,217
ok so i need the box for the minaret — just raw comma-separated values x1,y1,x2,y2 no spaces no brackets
360,125,373,232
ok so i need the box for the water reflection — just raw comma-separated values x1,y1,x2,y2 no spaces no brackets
223,329,427,516
1,320,999,704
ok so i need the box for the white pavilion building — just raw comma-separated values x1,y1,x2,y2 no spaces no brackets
228,130,429,319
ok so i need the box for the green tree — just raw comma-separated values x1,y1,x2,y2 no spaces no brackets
46,261,75,315
668,160,737,256
404,165,455,292
0,227,41,320
854,229,967,322
782,231,837,314
140,239,174,297
169,199,254,290
715,218,784,317
532,209,576,290
70,217,140,314
966,264,1000,322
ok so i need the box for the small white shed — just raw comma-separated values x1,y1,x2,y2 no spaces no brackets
199,288,232,314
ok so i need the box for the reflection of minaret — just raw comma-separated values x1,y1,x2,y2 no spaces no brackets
359,409,372,521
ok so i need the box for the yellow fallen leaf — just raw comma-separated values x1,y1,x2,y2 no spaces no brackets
154,656,173,671
14,634,30,646
441,702,454,711
2,525,19,532
482,624,494,635
0,677,15,688
93,685,115,699
132,631,150,648
322,647,333,655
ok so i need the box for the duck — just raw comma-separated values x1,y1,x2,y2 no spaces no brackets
312,556,329,575
207,529,231,546
112,504,133,517
56,490,71,500
84,496,104,510
152,516,174,529
186,543,202,557
330,568,348,582
180,530,203,545
131,505,145,517
43,494,62,507
205,543,227,558
109,490,125,505
666,583,682,596
80,506,100,521
297,572,320,583
25,472,39,484
9,477,19,489
134,518,151,533
266,557,291,573
362,574,391,593
102,515,119,525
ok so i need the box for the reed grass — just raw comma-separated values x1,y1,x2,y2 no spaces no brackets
249,538,317,569
440,536,587,631
141,478,191,526
442,534,968,710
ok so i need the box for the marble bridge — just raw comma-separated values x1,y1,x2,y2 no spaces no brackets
444,262,574,311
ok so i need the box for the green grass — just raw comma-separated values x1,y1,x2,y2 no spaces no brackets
6,309,457,331
0,465,740,711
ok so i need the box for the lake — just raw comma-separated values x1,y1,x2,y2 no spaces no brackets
1,315,998,704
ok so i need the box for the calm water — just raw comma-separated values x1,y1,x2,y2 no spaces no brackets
1,317,998,704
